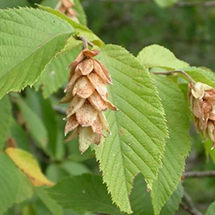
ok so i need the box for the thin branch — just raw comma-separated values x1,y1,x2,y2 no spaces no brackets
180,192,204,215
152,70,194,83
98,0,215,7
183,171,215,178
176,1,215,7
74,35,94,49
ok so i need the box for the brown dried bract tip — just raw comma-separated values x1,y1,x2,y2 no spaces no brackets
61,49,117,153
189,82,215,149
58,0,79,23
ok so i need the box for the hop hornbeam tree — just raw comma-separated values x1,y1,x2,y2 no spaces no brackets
1,0,215,215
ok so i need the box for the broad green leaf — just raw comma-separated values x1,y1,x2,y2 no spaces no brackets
35,47,81,98
15,169,34,204
137,44,188,69
5,148,54,186
0,8,73,99
47,174,123,215
184,67,215,88
153,0,178,8
206,201,215,215
151,75,191,215
35,187,63,215
130,174,183,215
94,45,168,213
0,154,19,214
0,96,12,150
38,5,104,47
15,97,48,152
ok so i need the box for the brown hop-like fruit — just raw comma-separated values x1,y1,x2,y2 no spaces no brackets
57,0,79,22
189,82,215,149
61,49,117,153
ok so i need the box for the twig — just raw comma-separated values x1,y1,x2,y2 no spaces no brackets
183,171,215,178
98,0,215,7
53,105,66,115
74,35,94,49
176,1,215,7
180,191,204,215
152,70,194,83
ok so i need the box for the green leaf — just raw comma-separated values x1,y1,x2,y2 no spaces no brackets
0,8,73,99
184,67,215,88
35,47,81,98
38,5,104,47
153,0,178,7
137,44,188,69
0,96,12,150
130,174,183,215
35,187,63,215
16,97,48,152
94,44,168,213
206,201,215,215
0,153,19,214
150,75,191,215
47,174,123,215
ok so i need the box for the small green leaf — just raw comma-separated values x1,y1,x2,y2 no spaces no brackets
47,174,123,215
0,8,73,98
184,67,215,88
94,45,168,213
0,96,12,150
36,187,63,215
151,75,191,215
153,0,178,8
35,47,81,98
137,44,188,69
38,5,104,47
206,201,215,215
0,153,19,214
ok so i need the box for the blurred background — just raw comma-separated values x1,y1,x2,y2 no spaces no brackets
1,0,215,214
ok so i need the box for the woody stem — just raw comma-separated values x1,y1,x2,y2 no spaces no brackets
152,70,194,83
75,35,94,49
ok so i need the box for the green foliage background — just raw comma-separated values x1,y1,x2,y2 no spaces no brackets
1,0,215,215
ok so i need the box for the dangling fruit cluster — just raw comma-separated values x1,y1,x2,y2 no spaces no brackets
61,49,117,153
189,82,215,149
57,0,79,22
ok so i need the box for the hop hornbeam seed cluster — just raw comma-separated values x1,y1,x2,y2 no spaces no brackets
57,0,79,22
189,82,215,149
61,49,117,153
